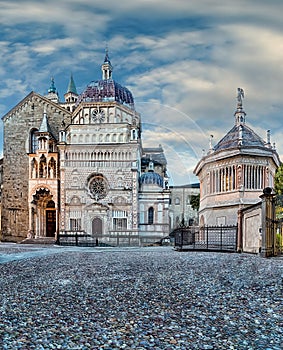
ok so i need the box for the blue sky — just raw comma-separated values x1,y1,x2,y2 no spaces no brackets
1,0,283,185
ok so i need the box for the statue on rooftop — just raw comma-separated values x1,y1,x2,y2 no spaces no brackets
237,88,244,105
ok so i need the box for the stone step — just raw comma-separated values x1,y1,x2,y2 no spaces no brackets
20,237,56,245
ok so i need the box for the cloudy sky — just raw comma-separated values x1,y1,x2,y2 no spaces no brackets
1,0,283,185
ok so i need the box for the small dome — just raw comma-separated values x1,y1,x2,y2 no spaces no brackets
76,79,134,109
140,171,163,188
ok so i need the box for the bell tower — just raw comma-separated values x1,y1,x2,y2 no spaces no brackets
64,74,78,112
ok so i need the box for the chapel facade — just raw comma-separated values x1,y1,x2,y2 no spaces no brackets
1,53,170,245
194,88,280,227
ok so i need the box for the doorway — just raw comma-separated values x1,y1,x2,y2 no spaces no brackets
31,188,56,237
92,217,102,237
46,210,56,237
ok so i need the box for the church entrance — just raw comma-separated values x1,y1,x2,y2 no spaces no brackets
31,188,57,237
46,210,56,237
92,217,102,237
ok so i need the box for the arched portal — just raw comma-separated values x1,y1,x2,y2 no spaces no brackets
92,217,102,237
31,188,56,237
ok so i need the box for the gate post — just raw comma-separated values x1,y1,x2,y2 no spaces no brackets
75,231,78,246
220,225,223,251
56,231,60,245
260,187,275,257
237,208,243,252
206,225,209,250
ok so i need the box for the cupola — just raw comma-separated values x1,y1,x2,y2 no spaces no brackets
45,77,59,103
76,52,134,109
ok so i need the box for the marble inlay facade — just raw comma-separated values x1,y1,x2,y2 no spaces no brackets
1,53,170,245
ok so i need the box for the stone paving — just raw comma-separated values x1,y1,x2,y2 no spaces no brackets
0,243,282,349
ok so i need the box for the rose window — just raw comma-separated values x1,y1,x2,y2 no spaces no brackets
88,175,107,201
91,108,105,123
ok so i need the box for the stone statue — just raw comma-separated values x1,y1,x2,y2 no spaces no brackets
237,88,244,105
50,167,54,178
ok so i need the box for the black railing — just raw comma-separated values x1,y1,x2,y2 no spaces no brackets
56,230,140,247
56,231,107,247
174,225,238,252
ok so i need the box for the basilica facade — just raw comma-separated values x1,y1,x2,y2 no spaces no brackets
194,89,280,227
1,53,170,245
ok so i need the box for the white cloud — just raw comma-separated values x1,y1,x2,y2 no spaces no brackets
0,79,28,98
1,0,283,184
32,38,79,55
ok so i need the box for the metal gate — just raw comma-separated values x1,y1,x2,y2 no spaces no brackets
174,225,238,252
274,195,283,256
261,191,283,257
275,219,283,255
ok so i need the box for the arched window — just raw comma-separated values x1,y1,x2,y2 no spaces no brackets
47,200,55,208
148,207,154,224
38,136,47,151
175,197,180,205
30,128,38,153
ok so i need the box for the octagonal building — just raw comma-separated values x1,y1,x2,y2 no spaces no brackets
194,89,280,226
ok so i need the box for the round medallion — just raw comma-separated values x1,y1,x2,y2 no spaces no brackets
92,109,105,123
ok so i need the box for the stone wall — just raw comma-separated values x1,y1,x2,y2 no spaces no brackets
240,203,262,253
1,93,71,241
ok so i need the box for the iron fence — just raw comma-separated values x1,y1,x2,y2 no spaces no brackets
56,230,140,247
174,225,238,252
56,231,105,247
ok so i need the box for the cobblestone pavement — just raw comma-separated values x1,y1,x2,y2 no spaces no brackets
0,244,282,349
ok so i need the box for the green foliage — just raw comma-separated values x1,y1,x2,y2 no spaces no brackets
276,233,283,253
275,163,283,195
190,194,200,211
